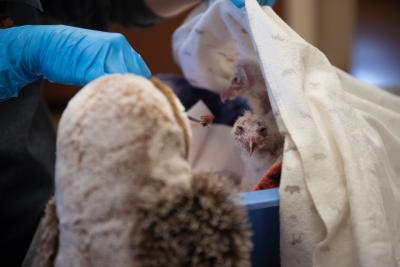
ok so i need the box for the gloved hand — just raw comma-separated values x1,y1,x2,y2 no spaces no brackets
231,0,275,8
0,25,151,101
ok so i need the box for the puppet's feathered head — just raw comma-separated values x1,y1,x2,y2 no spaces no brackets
30,74,251,267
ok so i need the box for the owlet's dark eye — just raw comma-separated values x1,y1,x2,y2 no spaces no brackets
232,76,241,84
235,126,244,135
258,127,267,136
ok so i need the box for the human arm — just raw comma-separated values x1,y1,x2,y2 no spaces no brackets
0,25,150,101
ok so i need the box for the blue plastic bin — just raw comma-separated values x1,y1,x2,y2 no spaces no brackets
242,188,280,267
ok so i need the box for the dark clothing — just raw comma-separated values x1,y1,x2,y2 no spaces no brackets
0,81,55,267
1,0,42,11
0,1,160,266
0,1,40,25
158,74,250,126
41,0,162,30
0,4,53,267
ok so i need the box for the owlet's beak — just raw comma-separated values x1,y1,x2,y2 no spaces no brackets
247,140,257,156
220,89,232,103
220,85,241,103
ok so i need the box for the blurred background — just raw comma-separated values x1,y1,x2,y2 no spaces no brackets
44,0,400,111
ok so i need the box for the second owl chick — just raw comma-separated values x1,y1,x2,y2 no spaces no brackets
220,58,271,116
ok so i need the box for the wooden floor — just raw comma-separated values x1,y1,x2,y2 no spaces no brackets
351,0,400,92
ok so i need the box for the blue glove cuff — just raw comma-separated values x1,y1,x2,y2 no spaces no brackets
0,26,42,101
231,0,276,8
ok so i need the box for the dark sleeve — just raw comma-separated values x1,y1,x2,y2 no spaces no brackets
0,0,42,11
40,0,162,30
157,74,250,126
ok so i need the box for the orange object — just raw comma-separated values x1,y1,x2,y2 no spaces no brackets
0,17,14,28
253,159,282,191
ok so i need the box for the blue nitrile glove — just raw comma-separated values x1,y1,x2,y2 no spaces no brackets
0,25,151,101
231,0,276,8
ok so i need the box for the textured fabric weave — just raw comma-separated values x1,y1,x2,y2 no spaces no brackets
173,1,400,266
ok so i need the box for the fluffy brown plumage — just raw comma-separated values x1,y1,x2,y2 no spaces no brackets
30,174,251,267
132,172,251,267
25,197,58,267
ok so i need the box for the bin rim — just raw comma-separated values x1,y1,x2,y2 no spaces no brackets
241,188,279,210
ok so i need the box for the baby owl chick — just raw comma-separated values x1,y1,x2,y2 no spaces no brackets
232,111,283,190
220,58,271,115
223,59,284,190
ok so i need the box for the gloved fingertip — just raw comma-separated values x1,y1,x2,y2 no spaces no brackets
136,56,152,79
264,0,276,6
231,0,276,8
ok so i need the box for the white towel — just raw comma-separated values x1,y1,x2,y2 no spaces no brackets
173,1,400,266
